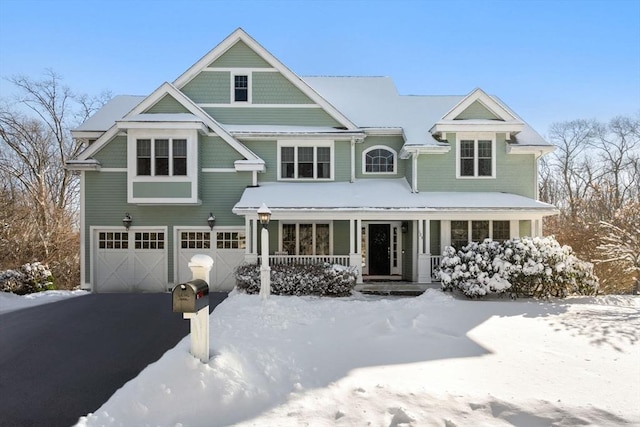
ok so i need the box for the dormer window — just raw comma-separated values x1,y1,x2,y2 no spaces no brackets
136,138,188,176
234,75,249,102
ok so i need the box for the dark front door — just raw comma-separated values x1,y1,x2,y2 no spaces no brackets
369,224,390,275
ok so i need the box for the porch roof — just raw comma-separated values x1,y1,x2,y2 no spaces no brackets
232,179,558,216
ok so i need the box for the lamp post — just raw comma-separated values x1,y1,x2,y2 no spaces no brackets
257,203,272,300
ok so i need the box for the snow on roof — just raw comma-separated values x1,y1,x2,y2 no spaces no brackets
74,95,145,132
304,77,551,148
232,179,556,213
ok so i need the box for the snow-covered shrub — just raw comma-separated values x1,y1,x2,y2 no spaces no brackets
438,237,598,298
234,263,358,297
0,262,55,295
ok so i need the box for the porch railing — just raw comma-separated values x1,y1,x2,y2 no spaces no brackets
269,255,351,267
430,255,442,281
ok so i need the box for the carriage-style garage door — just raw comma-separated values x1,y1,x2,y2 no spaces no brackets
94,229,167,293
175,228,245,292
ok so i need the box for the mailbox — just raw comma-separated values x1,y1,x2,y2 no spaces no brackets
172,279,209,313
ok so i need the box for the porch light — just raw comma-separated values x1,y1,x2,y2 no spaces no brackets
401,221,408,233
122,213,132,230
257,203,272,229
207,213,216,230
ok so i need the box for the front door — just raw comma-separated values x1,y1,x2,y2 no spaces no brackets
368,224,391,275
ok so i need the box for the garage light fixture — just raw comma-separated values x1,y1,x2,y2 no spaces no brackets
122,213,132,230
207,213,216,230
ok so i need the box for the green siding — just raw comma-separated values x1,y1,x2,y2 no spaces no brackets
200,135,243,168
334,141,351,182
417,133,536,198
209,40,272,68
204,107,341,127
132,182,192,198
355,136,406,179
455,100,500,120
252,72,315,104
333,221,350,255
84,170,251,283
181,72,230,104
519,220,532,238
145,95,190,114
94,136,127,168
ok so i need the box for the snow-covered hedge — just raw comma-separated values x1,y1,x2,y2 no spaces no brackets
235,263,358,297
438,237,598,298
0,262,55,295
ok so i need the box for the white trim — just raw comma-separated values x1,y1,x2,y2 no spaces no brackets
455,132,497,179
276,140,335,181
506,145,556,155
116,120,209,132
65,160,101,171
362,145,398,175
234,159,266,172
199,103,322,109
80,172,88,290
441,88,518,122
202,168,236,173
100,168,127,173
71,131,103,139
172,28,358,130
431,121,525,134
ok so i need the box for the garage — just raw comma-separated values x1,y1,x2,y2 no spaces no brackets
93,228,168,292
175,227,246,291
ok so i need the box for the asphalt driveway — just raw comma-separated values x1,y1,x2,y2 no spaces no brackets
0,292,227,427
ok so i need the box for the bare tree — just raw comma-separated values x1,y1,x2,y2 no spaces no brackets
0,70,110,288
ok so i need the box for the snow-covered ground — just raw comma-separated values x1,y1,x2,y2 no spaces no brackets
76,290,640,427
0,289,87,314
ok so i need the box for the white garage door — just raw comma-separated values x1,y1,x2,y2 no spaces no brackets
94,229,167,293
176,228,246,292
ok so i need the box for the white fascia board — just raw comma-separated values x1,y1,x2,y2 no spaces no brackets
234,159,265,172
172,28,359,131
116,120,209,133
363,127,404,136
71,130,104,139
400,145,450,158
430,121,525,134
65,159,101,171
506,145,556,155
440,88,517,121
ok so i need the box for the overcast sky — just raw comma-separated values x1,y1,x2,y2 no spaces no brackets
0,0,638,135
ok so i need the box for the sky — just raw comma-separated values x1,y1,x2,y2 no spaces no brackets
0,0,638,135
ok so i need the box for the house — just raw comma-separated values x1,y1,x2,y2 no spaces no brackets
66,28,557,293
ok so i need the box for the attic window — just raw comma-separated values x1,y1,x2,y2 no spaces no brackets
363,146,397,174
234,75,248,102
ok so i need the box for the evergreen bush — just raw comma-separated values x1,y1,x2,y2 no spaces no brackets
235,263,357,297
438,236,598,298
0,262,55,295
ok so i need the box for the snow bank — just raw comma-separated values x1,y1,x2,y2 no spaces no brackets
76,290,640,427
0,290,88,314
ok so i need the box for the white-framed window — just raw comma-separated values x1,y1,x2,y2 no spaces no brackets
456,133,496,178
216,231,246,249
180,231,211,249
450,220,510,250
136,137,188,177
362,145,397,174
232,73,250,103
279,222,331,255
277,140,334,180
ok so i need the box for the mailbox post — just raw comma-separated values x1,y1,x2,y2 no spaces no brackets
172,254,214,363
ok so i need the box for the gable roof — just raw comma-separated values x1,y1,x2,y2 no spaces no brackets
172,28,359,130
76,82,261,163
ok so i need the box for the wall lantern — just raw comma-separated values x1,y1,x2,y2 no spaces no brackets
122,213,132,230
207,213,216,230
257,203,272,229
401,221,409,233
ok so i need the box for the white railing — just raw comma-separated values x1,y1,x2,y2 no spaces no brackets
269,255,351,267
430,255,442,281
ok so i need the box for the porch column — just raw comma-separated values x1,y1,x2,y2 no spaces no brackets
349,218,363,284
510,220,520,239
418,219,431,283
441,220,451,251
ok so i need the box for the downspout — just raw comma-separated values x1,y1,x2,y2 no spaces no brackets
350,136,356,183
